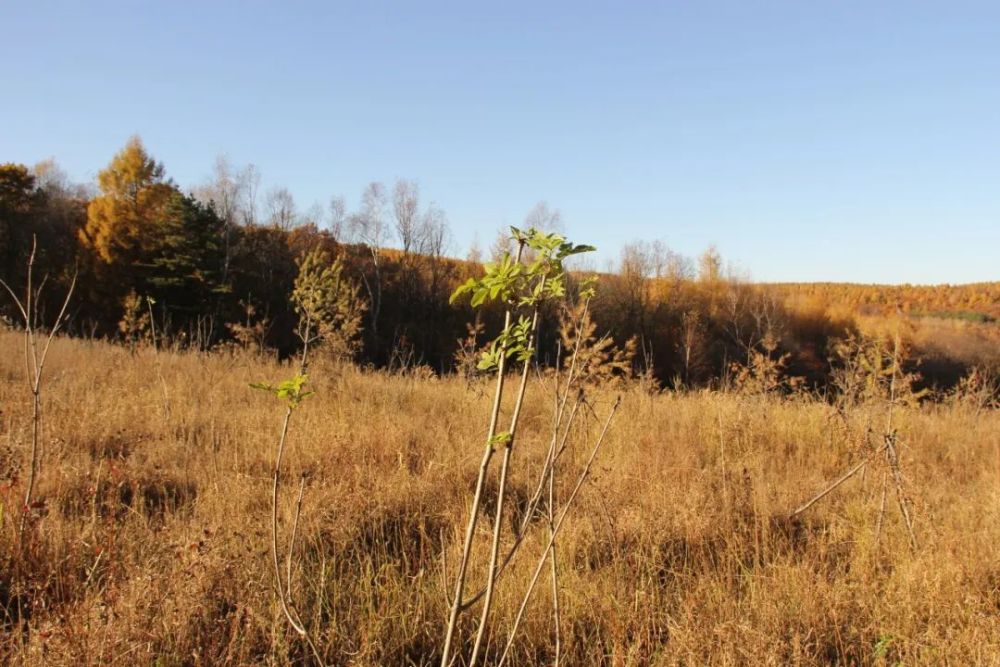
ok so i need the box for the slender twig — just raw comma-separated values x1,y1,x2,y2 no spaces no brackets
468,302,540,665
886,327,899,435
0,277,29,322
146,297,158,352
790,442,888,518
546,341,563,667
0,237,77,540
268,313,324,665
493,299,589,574
457,396,582,613
440,243,524,667
497,396,621,667
885,435,918,551
286,475,307,595
517,392,583,544
874,470,888,545
547,433,561,667
883,325,918,551
270,407,306,630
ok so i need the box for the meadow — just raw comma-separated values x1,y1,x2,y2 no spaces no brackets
1,330,998,665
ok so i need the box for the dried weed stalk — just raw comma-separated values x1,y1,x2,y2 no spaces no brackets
0,237,77,541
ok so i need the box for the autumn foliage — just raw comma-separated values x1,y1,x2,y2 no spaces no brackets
1,137,998,392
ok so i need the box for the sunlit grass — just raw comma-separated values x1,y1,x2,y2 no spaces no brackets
1,331,998,665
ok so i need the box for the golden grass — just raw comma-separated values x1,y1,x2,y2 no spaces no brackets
1,330,998,665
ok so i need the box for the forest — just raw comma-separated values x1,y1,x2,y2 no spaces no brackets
2,137,998,396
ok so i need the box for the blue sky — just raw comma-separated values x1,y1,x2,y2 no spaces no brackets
2,1,998,284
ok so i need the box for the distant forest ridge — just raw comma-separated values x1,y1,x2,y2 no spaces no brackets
1,138,997,391
768,283,1000,320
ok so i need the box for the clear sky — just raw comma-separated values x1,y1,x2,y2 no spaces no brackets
2,1,998,284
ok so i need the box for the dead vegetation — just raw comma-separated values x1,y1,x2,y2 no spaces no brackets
1,330,999,664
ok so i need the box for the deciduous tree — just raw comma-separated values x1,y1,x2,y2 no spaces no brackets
80,136,175,269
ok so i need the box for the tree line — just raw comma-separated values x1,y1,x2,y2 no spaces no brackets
0,138,478,370
2,137,994,389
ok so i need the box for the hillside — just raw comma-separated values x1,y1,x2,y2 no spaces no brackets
772,281,1000,320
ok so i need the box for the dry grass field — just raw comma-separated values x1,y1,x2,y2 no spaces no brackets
1,330,999,665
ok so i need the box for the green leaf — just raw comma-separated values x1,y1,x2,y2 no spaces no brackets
449,277,478,304
546,277,566,299
249,373,312,408
559,243,596,258
489,431,513,446
477,351,499,371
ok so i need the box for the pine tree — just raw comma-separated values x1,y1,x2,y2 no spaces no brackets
0,164,43,290
143,192,227,318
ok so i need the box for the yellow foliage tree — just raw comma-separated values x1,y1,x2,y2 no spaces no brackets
80,136,175,266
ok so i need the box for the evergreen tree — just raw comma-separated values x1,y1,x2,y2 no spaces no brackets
143,192,227,324
0,164,43,292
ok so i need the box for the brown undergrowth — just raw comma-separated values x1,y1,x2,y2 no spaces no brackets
0,331,998,665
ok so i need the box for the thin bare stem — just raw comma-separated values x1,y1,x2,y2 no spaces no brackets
874,471,888,545
146,297,158,352
440,243,524,667
270,407,302,626
547,439,561,667
286,475,307,595
469,304,539,665
885,435,918,551
2,237,77,541
790,442,888,518
519,393,583,540
24,240,38,374
269,405,324,665
37,270,77,380
882,326,918,551
457,396,582,613
548,344,562,667
886,325,900,434
497,396,621,667
267,315,324,665
492,299,590,566
0,278,29,323
487,299,589,592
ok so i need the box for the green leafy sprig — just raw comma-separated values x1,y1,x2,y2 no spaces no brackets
250,373,313,409
450,227,596,373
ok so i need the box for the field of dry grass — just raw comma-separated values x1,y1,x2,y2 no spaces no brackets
1,330,999,665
